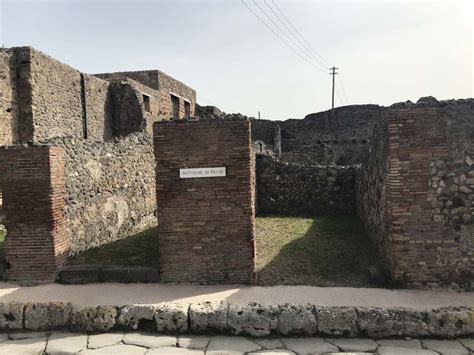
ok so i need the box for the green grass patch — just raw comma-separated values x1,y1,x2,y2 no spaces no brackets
68,215,384,287
69,227,160,268
255,215,385,287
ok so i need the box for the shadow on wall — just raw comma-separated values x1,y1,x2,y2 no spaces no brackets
255,215,388,288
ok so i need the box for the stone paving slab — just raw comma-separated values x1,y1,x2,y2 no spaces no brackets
377,346,438,355
281,337,340,354
458,338,474,351
376,339,423,349
177,335,212,349
327,338,378,352
252,338,285,349
207,335,262,354
0,337,47,355
421,339,470,355
80,344,147,354
46,332,88,353
123,332,177,348
88,332,124,349
0,331,473,354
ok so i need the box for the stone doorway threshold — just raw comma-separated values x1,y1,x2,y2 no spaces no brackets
58,265,160,284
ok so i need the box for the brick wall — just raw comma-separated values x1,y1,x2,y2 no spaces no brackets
0,146,69,285
257,155,356,215
356,102,474,288
154,118,256,284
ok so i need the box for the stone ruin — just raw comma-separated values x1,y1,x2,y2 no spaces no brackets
0,46,472,289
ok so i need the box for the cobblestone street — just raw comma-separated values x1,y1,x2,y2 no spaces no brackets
0,332,472,354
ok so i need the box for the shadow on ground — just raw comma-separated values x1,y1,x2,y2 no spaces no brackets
68,227,160,269
255,215,387,288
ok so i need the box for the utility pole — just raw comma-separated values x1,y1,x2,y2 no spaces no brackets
329,66,339,109
258,111,261,119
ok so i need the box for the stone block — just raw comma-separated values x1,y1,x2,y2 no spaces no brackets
24,302,72,330
356,307,430,338
277,303,317,336
427,306,474,337
100,267,160,283
189,302,228,333
58,264,101,284
70,305,117,332
0,302,24,330
316,306,358,337
228,303,278,337
155,303,189,333
117,304,156,330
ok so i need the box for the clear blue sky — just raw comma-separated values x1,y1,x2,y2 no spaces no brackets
1,0,472,120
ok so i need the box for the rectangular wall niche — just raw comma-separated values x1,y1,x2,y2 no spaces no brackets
154,119,256,284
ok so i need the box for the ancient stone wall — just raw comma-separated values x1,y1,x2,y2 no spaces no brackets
29,48,84,141
48,133,157,255
83,74,113,141
355,122,389,259
257,155,356,215
356,100,474,288
247,106,385,165
154,118,256,284
96,69,196,119
0,146,69,285
0,49,18,145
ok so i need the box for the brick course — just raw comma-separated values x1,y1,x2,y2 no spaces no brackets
0,146,69,285
356,104,474,288
154,118,256,284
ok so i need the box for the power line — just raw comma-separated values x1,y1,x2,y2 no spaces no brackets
241,0,326,74
263,0,328,70
256,0,327,72
271,0,330,67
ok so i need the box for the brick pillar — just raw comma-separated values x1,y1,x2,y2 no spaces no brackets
154,119,256,284
0,146,69,285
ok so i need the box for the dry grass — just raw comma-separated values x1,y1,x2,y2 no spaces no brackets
255,215,385,287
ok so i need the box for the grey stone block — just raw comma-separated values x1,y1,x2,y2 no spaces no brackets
71,305,117,332
427,307,474,337
59,264,101,284
316,306,358,337
356,307,430,338
228,303,278,337
277,303,317,336
189,302,228,334
117,304,156,330
155,303,189,333
24,302,72,330
0,302,24,330
100,267,160,283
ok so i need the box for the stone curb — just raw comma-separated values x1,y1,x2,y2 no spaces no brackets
0,302,472,338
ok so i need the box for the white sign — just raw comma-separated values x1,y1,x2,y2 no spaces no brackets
179,167,226,179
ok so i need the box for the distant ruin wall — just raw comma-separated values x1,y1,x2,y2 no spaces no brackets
157,70,196,118
249,105,385,165
49,134,157,255
257,155,356,215
356,101,474,288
